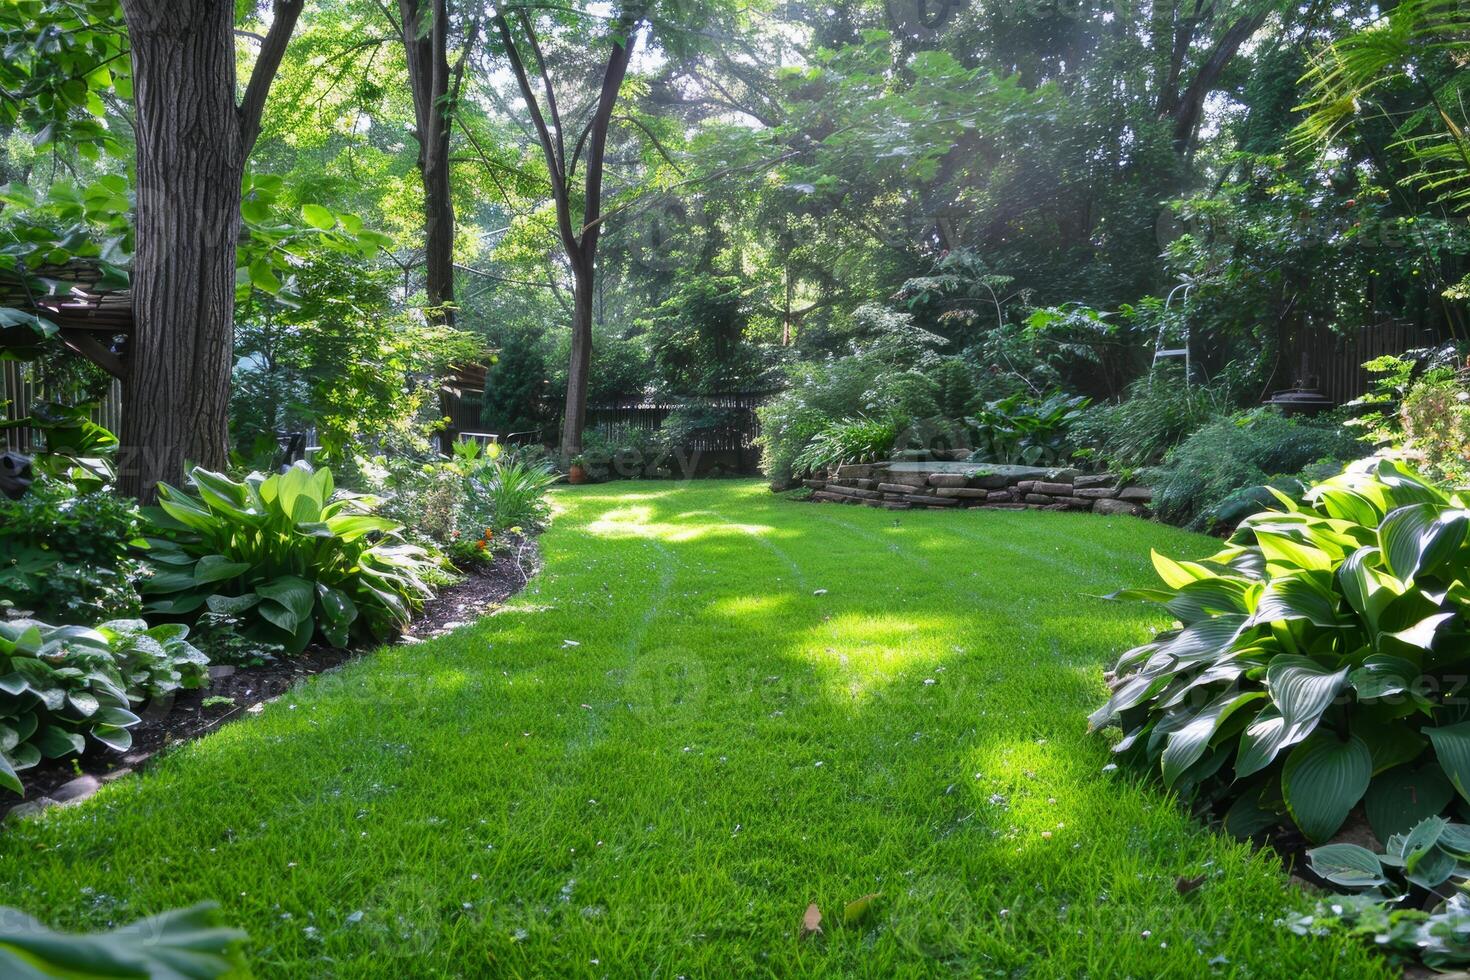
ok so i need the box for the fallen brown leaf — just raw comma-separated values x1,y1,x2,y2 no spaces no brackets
800,903,823,938
1175,874,1207,894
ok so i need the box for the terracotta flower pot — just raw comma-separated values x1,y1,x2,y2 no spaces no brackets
568,464,588,485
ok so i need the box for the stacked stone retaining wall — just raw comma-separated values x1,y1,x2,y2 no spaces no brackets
803,459,1152,517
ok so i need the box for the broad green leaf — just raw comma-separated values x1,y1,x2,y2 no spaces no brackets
1365,764,1455,841
301,203,336,229
257,576,314,623
1266,655,1348,728
1401,814,1448,872
205,593,260,615
1282,734,1372,843
1161,692,1266,786
1158,614,1248,665
1236,708,1314,778
1380,504,1470,584
1307,842,1388,888
1247,574,1343,628
1255,529,1334,572
248,258,281,293
315,585,358,629
1348,654,1420,702
1151,551,1212,589
1427,721,1470,804
193,555,250,585
35,726,84,759
1166,577,1251,623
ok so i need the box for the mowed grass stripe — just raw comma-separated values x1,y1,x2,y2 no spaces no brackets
0,481,1385,977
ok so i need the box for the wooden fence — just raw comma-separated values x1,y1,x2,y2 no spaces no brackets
1298,320,1440,405
585,392,771,452
1,361,123,453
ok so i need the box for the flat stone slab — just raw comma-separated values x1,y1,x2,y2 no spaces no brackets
884,462,1080,481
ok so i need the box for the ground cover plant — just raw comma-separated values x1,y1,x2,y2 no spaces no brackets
0,483,1388,976
0,618,207,794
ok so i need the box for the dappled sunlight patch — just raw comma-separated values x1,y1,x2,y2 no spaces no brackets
707,593,796,620
792,610,968,703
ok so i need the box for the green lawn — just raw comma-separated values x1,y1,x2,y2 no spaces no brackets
0,481,1386,977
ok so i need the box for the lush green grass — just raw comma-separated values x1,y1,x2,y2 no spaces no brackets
0,482,1386,977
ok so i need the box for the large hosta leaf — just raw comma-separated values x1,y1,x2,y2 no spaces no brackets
256,576,315,624
1348,654,1420,702
1158,614,1249,665
1379,503,1470,584
1160,692,1266,787
1266,655,1348,728
1236,707,1316,778
1427,721,1470,804
1364,763,1455,841
1338,547,1402,637
1247,573,1343,628
1282,734,1373,842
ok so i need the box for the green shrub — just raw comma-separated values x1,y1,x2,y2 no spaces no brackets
756,306,945,488
0,479,143,624
1150,408,1365,529
1071,368,1239,470
350,453,468,546
1091,459,1470,845
1400,367,1470,487
792,416,900,475
465,458,559,530
140,463,434,654
0,618,208,794
967,391,1089,466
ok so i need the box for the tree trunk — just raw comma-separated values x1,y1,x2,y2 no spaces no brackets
118,0,242,499
399,0,457,325
115,0,300,501
422,148,455,322
560,263,594,458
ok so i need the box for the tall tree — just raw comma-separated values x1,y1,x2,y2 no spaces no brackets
394,0,479,325
117,0,302,498
490,4,644,458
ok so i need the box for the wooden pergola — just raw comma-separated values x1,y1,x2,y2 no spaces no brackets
0,262,132,378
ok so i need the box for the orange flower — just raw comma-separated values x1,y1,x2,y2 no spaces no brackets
475,540,485,550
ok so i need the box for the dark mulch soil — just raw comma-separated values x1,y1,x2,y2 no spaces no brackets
1,534,541,822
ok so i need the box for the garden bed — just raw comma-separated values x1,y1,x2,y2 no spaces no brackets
0,534,541,825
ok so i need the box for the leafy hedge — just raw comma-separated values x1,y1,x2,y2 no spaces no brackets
1092,459,1469,843
0,479,143,624
0,619,207,795
1148,408,1366,529
141,463,434,654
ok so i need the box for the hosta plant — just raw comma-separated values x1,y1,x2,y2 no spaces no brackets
99,619,211,699
0,620,144,795
1091,458,1470,844
141,463,434,654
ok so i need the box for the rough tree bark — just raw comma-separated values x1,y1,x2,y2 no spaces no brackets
1156,4,1273,158
397,0,477,326
493,7,642,460
117,0,302,500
